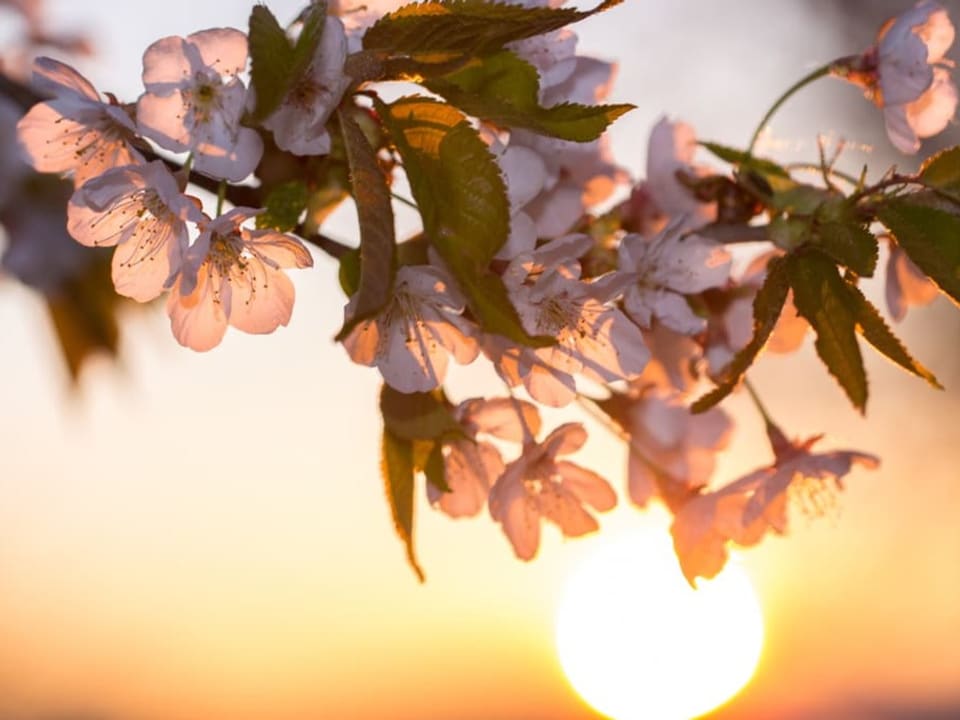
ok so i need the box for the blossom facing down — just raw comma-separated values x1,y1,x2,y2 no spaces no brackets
619,225,731,335
137,28,263,181
644,116,717,231
626,390,733,508
166,207,313,351
489,423,616,560
263,16,350,156
885,240,939,320
500,235,650,407
16,57,143,186
341,265,479,393
427,398,541,518
671,434,879,584
66,160,204,301
845,1,958,153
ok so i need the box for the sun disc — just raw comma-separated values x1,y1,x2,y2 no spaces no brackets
555,529,764,720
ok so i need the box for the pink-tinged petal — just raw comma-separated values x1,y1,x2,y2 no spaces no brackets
266,103,333,156
490,475,541,560
186,28,248,76
194,122,264,183
879,29,933,106
31,57,99,100
342,319,381,366
637,396,687,448
576,307,650,383
541,422,587,458
886,244,938,320
461,397,541,442
539,485,600,538
137,92,192,151
627,452,657,507
906,67,958,138
66,197,128,248
167,271,229,351
228,264,295,334
142,35,194,92
422,311,479,365
654,290,706,335
497,211,538,261
527,183,584,239
380,316,448,393
431,440,503,518
555,460,616,511
17,103,91,174
111,232,179,302
916,5,955,62
522,361,577,407
547,57,614,105
885,101,922,153
245,230,314,269
768,293,808,353
500,145,548,210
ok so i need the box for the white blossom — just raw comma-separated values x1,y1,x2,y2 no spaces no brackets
342,265,479,393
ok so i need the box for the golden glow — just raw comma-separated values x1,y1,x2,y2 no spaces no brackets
555,528,764,720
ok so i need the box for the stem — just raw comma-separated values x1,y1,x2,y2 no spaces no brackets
746,63,834,158
215,180,227,216
391,192,419,211
743,377,775,427
182,152,194,176
302,232,352,259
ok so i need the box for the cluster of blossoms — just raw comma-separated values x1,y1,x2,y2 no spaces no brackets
2,0,957,583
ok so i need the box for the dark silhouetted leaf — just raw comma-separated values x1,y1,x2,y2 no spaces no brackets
878,199,960,307
381,427,425,582
336,109,397,341
919,144,960,195
692,257,790,413
787,252,867,413
380,385,462,441
842,282,941,389
256,180,308,231
249,3,327,122
815,220,877,277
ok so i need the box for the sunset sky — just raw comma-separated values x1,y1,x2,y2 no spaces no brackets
1,1,959,719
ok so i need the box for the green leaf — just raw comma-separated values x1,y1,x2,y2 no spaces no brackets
692,257,791,413
842,282,942,389
380,385,462,441
814,220,878,277
381,428,425,582
919,145,960,194
877,199,960,307
425,50,632,141
335,108,397,341
786,252,868,413
378,95,551,346
248,3,326,123
699,141,791,179
363,0,622,59
256,180,309,231
46,252,121,382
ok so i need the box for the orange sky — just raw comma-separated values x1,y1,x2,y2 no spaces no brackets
2,2,960,719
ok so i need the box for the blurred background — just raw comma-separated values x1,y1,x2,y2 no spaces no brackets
1,1,959,718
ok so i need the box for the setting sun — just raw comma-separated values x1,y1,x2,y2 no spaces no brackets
555,528,764,720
